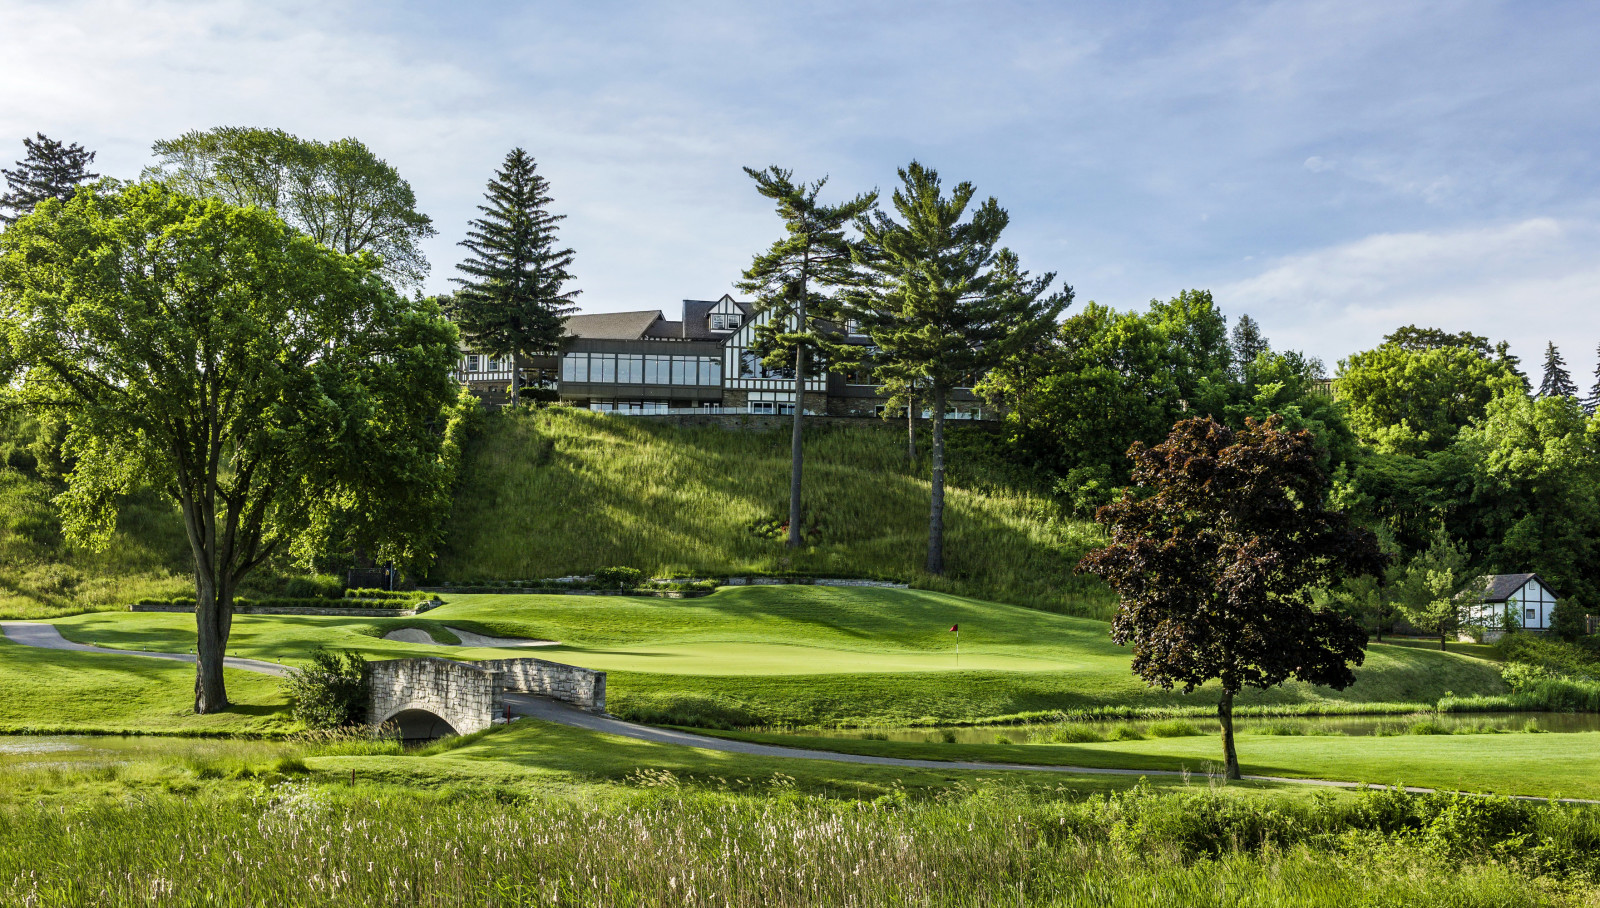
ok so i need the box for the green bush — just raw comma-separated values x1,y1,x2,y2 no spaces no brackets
1550,598,1590,641
283,576,344,599
281,648,368,730
593,566,644,588
1146,719,1204,738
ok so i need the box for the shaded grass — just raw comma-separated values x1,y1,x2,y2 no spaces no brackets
435,407,1118,617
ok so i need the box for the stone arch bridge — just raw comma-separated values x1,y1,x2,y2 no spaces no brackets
368,656,607,739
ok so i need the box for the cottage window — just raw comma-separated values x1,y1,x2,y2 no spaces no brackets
467,355,480,372
1526,608,1537,621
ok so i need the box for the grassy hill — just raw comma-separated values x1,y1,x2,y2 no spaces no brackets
48,586,1507,728
436,408,1116,617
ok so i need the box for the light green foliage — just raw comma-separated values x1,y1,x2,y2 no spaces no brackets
1393,529,1475,647
1336,343,1523,455
145,126,436,287
435,407,1112,615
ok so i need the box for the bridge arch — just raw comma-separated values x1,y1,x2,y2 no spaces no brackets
367,658,503,739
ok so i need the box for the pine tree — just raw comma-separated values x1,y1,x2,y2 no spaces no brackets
450,149,578,407
1537,341,1579,399
736,167,877,548
851,161,1071,574
0,133,98,224
1586,343,1600,415
1230,314,1269,376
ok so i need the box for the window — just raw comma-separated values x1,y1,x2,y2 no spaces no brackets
466,355,480,373
618,355,642,384
672,356,693,386
598,355,616,383
644,355,666,384
1526,608,1537,621
750,401,775,414
699,358,720,385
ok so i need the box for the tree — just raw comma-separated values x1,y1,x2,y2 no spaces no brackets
1537,341,1579,399
1336,343,1523,455
449,148,579,408
1230,314,1269,377
736,166,877,547
850,161,1070,574
145,127,436,287
1383,325,1493,356
1393,529,1475,650
0,133,98,224
1584,343,1600,415
1079,416,1385,780
0,182,461,713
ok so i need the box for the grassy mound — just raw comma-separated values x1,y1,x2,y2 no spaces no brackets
436,408,1114,616
44,586,1506,729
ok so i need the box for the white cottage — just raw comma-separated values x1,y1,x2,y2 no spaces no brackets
1464,573,1561,632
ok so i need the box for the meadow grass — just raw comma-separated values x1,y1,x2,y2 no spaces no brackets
2,758,1597,907
436,407,1118,616
40,586,1507,729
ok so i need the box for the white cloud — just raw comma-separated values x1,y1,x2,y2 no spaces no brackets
1220,218,1600,376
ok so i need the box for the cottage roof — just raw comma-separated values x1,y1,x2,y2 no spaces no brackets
564,310,663,340
1473,573,1555,602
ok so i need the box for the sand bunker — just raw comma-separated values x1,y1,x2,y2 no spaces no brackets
383,626,560,648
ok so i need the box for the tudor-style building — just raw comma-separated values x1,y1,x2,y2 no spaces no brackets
1463,573,1562,632
455,294,991,419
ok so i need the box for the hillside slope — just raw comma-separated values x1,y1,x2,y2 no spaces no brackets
434,409,1115,616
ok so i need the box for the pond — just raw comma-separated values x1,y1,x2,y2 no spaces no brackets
754,711,1600,745
0,735,299,773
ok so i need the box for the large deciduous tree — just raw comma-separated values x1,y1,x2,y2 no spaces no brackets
0,182,461,713
1079,416,1385,780
449,148,579,409
851,161,1069,574
0,133,98,224
145,127,436,287
736,166,876,548
1336,342,1523,456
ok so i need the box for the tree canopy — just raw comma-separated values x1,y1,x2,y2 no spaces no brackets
1336,342,1523,456
0,182,463,713
0,133,98,224
1080,416,1385,779
145,127,436,287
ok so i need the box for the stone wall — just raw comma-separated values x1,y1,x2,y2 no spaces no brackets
476,657,607,712
367,658,505,735
132,602,440,618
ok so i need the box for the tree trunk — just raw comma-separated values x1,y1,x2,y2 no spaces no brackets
510,353,522,409
906,393,917,465
192,570,230,714
1218,690,1240,781
1440,629,1447,652
787,297,807,549
926,386,947,575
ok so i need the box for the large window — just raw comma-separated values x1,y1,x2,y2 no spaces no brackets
563,352,722,386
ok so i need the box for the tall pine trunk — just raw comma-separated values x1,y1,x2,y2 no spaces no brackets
906,392,917,465
510,353,522,409
926,385,947,575
787,295,806,549
1218,690,1240,780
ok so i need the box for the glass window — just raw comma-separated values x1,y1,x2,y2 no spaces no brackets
673,356,693,386
740,351,758,377
467,355,480,372
708,359,722,385
619,355,640,384
599,355,615,383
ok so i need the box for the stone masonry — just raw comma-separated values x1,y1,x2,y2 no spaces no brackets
477,657,607,712
367,658,505,736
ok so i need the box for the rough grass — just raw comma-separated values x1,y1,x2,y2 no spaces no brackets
435,408,1117,617
0,469,192,619
42,586,1507,729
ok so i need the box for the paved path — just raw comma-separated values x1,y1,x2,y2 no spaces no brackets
4,623,1595,803
0,622,290,677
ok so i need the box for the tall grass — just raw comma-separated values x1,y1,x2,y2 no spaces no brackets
0,782,1595,906
436,408,1116,617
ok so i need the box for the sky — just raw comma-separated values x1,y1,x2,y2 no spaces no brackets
3,0,1598,379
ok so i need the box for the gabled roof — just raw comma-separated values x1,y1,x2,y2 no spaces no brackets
1473,573,1556,603
564,310,663,340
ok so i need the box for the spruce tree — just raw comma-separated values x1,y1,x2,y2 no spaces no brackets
736,166,877,548
450,149,578,407
1586,343,1600,415
851,161,1071,574
1537,341,1579,399
0,133,98,224
1230,314,1269,376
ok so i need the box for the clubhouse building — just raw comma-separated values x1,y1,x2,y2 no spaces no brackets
455,295,991,419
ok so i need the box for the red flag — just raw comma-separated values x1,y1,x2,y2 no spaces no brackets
950,624,959,632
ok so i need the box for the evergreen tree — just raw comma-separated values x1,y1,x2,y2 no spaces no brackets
1585,343,1600,415
1495,340,1530,392
736,166,877,548
450,149,578,408
851,161,1071,574
1537,341,1579,399
1230,313,1269,376
0,133,98,224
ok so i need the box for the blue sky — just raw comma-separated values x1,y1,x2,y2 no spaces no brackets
3,0,1598,379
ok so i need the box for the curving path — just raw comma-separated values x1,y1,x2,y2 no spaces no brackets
4,621,1594,803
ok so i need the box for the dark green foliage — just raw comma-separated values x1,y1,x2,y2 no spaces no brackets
592,566,644,587
145,127,436,287
1080,416,1386,778
284,576,344,599
1550,598,1590,642
849,161,1070,574
281,648,368,729
1229,313,1268,375
0,133,97,224
1538,340,1580,399
448,148,578,408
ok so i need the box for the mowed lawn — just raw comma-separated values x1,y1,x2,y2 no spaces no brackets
703,727,1600,801
39,586,1507,728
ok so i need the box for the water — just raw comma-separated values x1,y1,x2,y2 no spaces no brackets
0,735,296,773
757,712,1600,745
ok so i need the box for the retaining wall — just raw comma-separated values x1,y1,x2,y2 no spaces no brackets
477,657,607,712
132,602,441,618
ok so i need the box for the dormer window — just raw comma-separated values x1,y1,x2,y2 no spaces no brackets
711,312,742,331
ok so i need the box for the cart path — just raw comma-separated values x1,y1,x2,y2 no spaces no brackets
1,621,290,677
4,621,1594,803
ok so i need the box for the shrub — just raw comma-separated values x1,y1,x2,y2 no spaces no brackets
1550,598,1589,642
1147,719,1204,738
593,566,644,588
281,649,369,730
284,575,343,599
